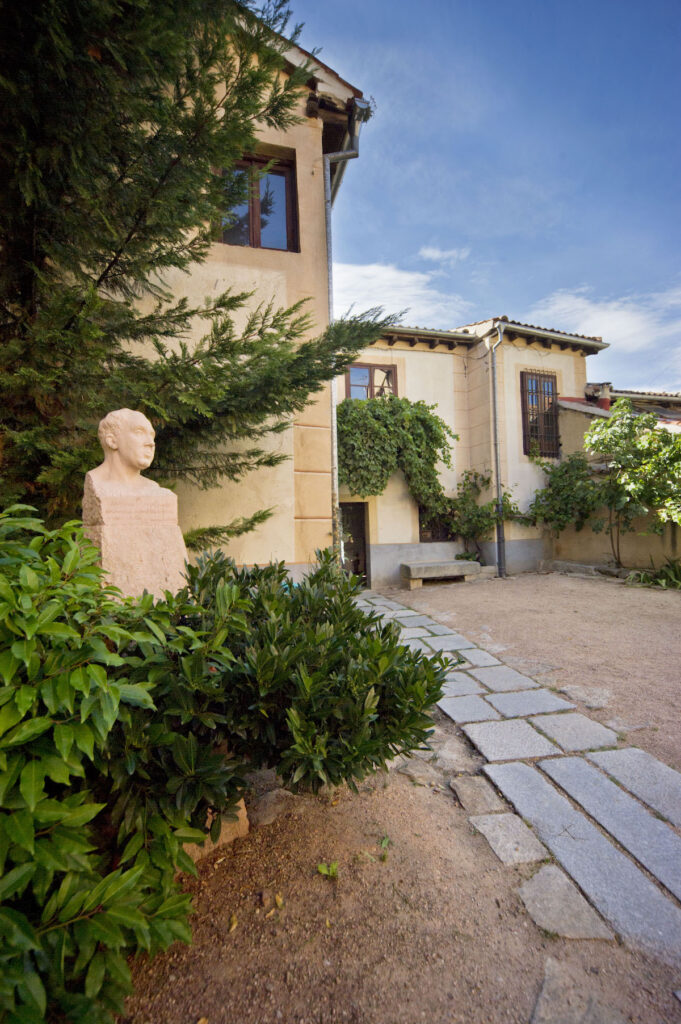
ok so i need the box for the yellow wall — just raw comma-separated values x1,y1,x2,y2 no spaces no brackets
499,341,587,508
553,518,680,570
336,343,462,543
337,335,598,568
558,404,605,454
158,72,357,571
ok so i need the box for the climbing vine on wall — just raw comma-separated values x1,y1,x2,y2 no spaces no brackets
337,396,518,555
337,395,455,509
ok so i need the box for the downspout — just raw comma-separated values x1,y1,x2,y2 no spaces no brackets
324,98,370,561
491,323,507,577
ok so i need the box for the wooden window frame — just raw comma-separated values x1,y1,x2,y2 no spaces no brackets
345,362,398,400
520,370,560,458
218,156,299,252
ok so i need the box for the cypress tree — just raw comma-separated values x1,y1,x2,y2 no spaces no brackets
0,0,386,539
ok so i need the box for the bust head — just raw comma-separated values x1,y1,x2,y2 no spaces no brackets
96,409,156,482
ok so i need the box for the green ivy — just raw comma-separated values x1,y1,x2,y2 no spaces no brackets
444,471,519,556
337,397,518,554
337,396,455,512
525,452,601,535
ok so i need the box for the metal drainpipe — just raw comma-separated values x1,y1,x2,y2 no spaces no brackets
491,323,507,577
324,103,368,562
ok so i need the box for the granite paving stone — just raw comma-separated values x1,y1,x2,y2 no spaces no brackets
469,665,540,692
485,761,681,965
441,674,484,697
403,639,434,655
540,757,681,902
557,684,612,709
486,689,575,718
531,958,627,1024
588,748,681,828
469,812,546,864
463,720,559,761
437,695,500,724
395,756,441,785
423,633,476,652
461,647,501,667
450,776,505,814
398,626,431,639
395,614,439,629
604,717,650,734
519,865,613,940
390,608,420,619
430,735,483,773
428,623,457,635
530,713,617,752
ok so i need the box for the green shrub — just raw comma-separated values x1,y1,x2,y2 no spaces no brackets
525,452,601,535
185,550,447,791
0,510,445,1021
0,508,241,1023
627,558,681,590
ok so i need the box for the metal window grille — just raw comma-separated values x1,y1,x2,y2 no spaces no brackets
520,371,559,457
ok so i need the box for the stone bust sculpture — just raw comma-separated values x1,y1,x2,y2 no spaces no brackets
89,408,159,489
83,409,188,598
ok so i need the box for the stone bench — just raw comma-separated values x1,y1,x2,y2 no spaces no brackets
400,560,482,589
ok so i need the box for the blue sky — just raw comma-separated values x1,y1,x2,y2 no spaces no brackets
292,0,681,390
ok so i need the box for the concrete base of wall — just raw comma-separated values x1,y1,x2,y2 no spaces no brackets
479,538,547,575
287,562,315,584
368,542,465,588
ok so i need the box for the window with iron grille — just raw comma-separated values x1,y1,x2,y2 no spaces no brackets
418,507,452,542
345,363,397,400
520,371,560,457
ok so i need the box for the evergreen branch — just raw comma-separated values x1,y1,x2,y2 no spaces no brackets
183,508,273,551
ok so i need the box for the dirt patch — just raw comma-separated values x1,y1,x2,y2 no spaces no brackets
125,715,681,1023
400,572,681,770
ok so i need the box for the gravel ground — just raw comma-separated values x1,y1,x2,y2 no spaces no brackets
124,573,681,1024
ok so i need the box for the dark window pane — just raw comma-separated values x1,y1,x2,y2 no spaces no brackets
259,171,288,249
221,169,250,245
521,371,559,457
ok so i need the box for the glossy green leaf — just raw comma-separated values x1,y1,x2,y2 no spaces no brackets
19,760,45,812
18,971,46,1017
84,951,106,999
10,809,34,854
0,862,35,900
1,718,51,749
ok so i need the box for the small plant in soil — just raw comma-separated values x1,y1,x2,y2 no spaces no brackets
379,835,392,861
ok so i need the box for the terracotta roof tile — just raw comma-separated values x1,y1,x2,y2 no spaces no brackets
455,316,603,344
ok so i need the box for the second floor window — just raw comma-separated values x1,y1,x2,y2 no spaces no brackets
217,157,298,252
346,364,397,400
520,370,559,457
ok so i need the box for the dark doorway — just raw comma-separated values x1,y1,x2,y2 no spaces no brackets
340,502,368,584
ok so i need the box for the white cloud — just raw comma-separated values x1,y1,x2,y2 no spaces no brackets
525,285,681,353
418,245,471,267
333,261,472,329
524,285,681,389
